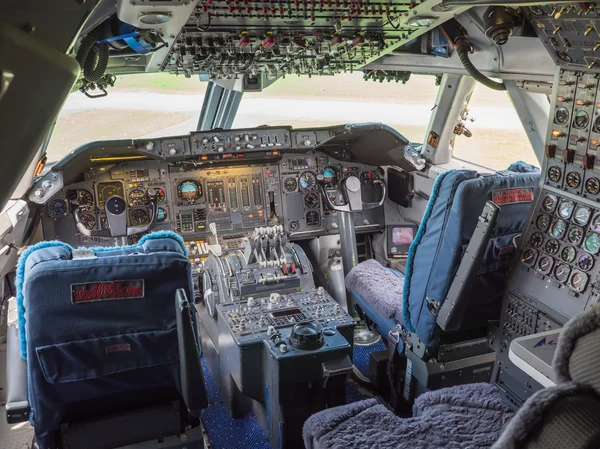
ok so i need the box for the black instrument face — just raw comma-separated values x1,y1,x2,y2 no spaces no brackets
283,177,298,192
553,263,571,283
299,172,317,191
521,248,537,267
547,166,561,182
130,208,149,226
304,193,319,209
96,182,124,208
129,188,146,206
586,177,600,195
567,226,584,246
554,107,569,125
561,246,576,263
49,199,68,217
594,116,600,134
79,213,96,230
545,238,560,255
529,231,544,248
76,190,94,210
536,214,551,231
566,171,581,188
306,210,320,226
542,194,558,212
536,255,554,275
577,253,594,272
574,110,590,130
570,271,588,293
574,205,592,226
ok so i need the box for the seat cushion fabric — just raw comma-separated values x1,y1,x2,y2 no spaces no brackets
346,259,405,322
403,168,539,348
19,232,193,449
303,383,514,449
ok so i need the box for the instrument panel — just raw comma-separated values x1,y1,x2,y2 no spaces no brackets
40,145,385,248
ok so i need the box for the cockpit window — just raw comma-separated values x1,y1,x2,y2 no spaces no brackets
234,73,438,144
45,74,208,163
452,84,540,170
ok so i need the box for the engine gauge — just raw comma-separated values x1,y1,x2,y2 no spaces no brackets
283,177,298,192
128,188,146,206
79,213,96,230
567,226,585,246
76,190,94,210
578,253,595,272
130,208,149,226
289,221,299,231
574,205,592,226
553,263,571,284
521,248,537,267
550,219,567,239
529,232,544,248
177,180,202,202
299,172,317,191
304,193,320,209
586,177,600,195
547,166,562,183
147,187,165,202
48,199,68,217
574,110,590,130
566,171,581,188
536,255,554,275
561,246,576,263
542,194,558,212
558,200,575,219
592,214,600,233
306,210,320,226
569,271,589,293
594,116,600,134
536,214,551,231
321,166,340,185
545,239,560,255
554,107,569,125
585,233,600,254
157,207,167,223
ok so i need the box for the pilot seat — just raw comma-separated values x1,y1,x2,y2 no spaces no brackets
5,231,209,449
346,163,540,404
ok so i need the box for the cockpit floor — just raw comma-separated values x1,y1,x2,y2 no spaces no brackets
0,342,385,449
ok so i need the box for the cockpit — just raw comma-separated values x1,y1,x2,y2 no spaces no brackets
3,1,600,449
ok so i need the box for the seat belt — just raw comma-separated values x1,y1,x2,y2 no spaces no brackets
387,325,403,410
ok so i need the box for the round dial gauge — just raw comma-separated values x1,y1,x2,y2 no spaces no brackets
130,208,149,226
79,213,96,230
306,210,320,226
553,263,571,284
547,166,562,183
537,255,554,275
585,233,600,254
542,194,558,212
558,200,575,219
586,177,600,195
594,116,600,134
545,239,560,255
566,171,581,188
77,190,94,210
299,172,317,191
177,180,202,202
321,166,340,185
554,107,570,125
304,193,320,208
550,219,567,239
574,206,592,226
128,188,146,206
592,214,600,233
147,187,165,202
567,226,585,246
289,221,299,231
561,246,576,263
574,110,590,130
529,232,544,248
49,199,68,217
528,5,544,17
283,177,298,192
578,253,595,272
557,50,572,63
157,207,167,223
521,248,537,267
570,271,589,293
536,214,551,231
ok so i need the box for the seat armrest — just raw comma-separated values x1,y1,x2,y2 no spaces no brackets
6,298,30,423
175,289,208,417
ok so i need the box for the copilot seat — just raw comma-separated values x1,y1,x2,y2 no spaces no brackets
346,163,540,401
5,231,208,449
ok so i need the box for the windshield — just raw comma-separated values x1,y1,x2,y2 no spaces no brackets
45,73,439,163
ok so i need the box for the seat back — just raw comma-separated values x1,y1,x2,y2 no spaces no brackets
402,163,540,348
18,232,199,449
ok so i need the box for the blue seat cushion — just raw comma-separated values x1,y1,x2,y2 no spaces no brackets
303,383,514,449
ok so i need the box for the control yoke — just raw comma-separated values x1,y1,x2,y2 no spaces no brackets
317,175,386,213
73,196,159,238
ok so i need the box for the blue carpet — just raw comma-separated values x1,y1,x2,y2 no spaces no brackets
201,341,385,449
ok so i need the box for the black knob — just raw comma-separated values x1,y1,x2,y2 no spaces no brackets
289,321,324,350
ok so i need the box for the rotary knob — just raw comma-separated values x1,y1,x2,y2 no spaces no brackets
270,293,281,303
289,321,324,350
